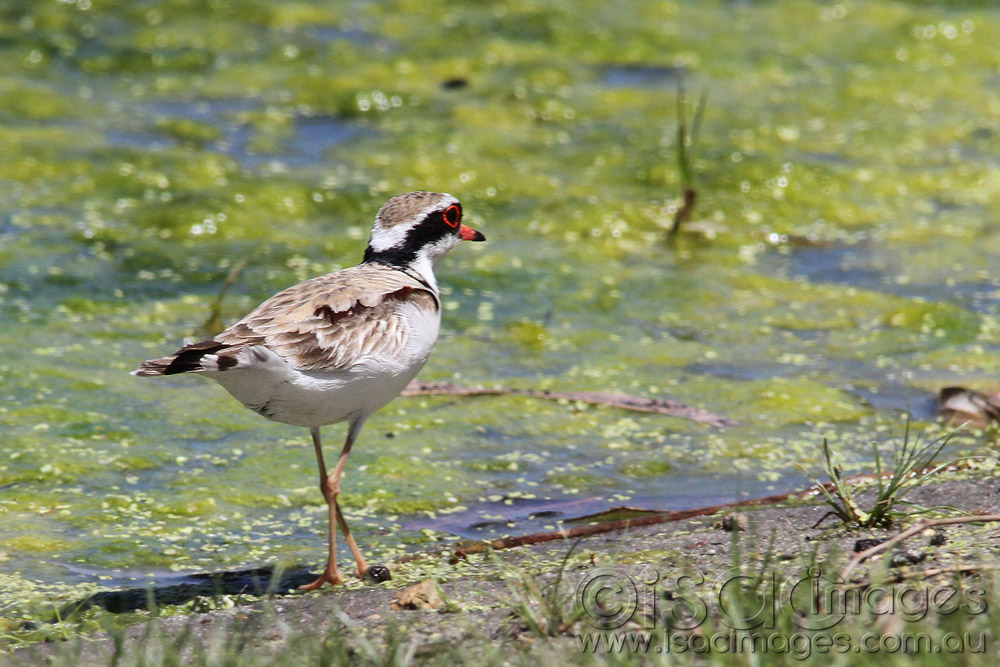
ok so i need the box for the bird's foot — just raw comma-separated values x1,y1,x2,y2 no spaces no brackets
299,568,346,590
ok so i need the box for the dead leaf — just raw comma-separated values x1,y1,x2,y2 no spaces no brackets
391,578,443,611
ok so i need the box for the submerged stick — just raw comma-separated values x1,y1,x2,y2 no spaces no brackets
399,459,990,568
398,485,829,566
401,380,737,427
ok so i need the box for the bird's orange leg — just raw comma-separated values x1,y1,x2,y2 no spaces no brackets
326,424,369,577
300,426,345,590
333,498,369,578
300,422,369,590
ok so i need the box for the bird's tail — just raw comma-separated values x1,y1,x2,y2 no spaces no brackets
132,356,178,376
132,339,231,376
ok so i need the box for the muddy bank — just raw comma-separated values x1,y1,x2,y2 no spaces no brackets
8,474,1000,664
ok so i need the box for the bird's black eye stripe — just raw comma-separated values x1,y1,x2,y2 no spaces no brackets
442,204,461,228
364,202,463,267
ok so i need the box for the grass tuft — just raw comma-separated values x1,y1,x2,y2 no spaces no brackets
496,542,584,638
799,420,964,528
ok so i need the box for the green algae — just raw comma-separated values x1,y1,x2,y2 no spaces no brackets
2,0,1000,637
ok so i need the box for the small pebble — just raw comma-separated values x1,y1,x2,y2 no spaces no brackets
890,550,927,568
363,564,392,583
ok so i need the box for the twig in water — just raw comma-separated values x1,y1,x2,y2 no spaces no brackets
401,380,737,427
393,457,991,569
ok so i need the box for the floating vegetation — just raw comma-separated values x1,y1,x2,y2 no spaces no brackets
2,0,1000,634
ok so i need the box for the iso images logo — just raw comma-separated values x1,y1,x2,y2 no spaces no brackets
573,566,988,658
576,567,641,630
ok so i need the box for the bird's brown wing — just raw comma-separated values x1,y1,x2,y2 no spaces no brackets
134,264,438,375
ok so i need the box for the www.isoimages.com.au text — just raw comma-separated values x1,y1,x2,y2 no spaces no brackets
576,566,988,631
576,629,987,658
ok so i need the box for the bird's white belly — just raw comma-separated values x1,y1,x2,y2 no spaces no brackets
214,364,424,427
208,300,440,428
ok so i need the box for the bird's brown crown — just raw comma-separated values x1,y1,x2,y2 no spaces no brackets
375,191,456,230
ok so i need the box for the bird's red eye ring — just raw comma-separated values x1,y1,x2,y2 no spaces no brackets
442,204,461,228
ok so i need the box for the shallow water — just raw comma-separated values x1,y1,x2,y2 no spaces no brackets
2,0,1000,624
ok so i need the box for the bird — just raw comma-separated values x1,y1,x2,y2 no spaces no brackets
133,191,485,589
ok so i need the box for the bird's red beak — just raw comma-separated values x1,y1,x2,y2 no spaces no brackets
460,224,486,242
